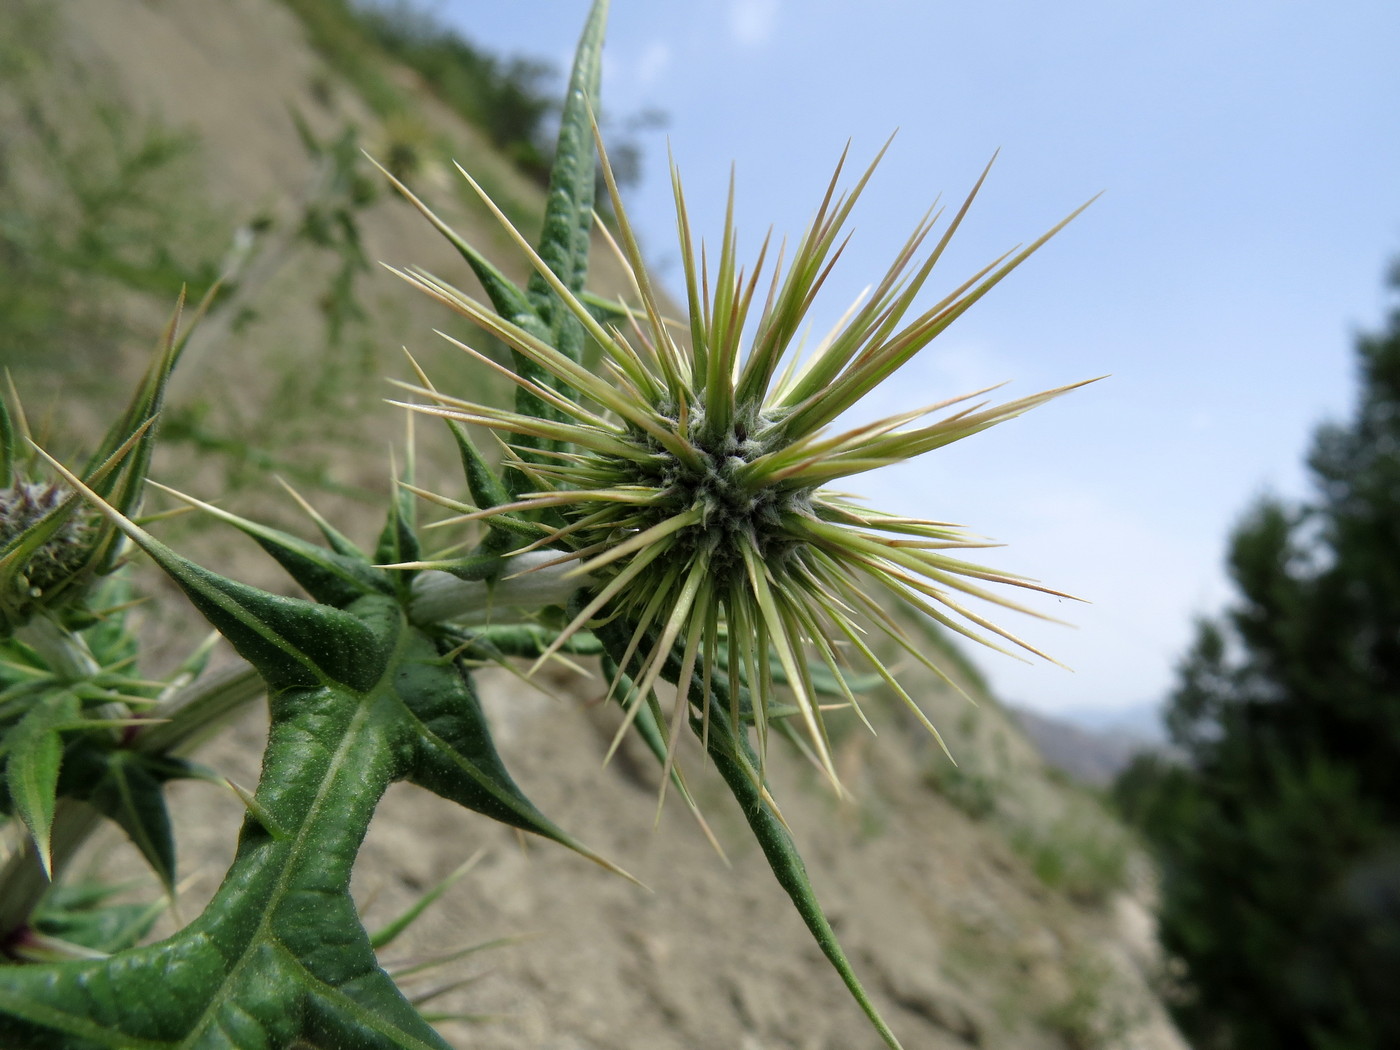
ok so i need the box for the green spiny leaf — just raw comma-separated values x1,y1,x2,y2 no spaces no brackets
81,287,220,577
0,685,454,1050
146,543,387,693
151,483,391,607
0,592,611,1048
511,0,608,469
392,615,631,880
530,0,608,309
57,746,185,892
5,691,79,877
447,622,601,662
32,450,387,692
445,421,520,553
394,351,517,552
374,472,422,584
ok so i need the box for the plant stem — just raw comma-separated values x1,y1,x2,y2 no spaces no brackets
408,555,590,625
132,662,263,755
14,618,99,680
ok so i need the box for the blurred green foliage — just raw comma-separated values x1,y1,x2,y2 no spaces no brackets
355,0,559,181
279,0,558,184
279,0,659,193
1007,799,1131,906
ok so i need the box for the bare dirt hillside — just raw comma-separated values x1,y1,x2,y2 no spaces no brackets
18,1,1188,1047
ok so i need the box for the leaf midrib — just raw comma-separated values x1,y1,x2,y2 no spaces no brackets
175,611,412,1048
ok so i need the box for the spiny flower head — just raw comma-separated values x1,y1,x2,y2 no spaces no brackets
396,135,1094,784
2,290,192,637
1,482,97,592
1,472,109,636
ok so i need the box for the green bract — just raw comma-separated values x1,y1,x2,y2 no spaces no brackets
392,132,1094,788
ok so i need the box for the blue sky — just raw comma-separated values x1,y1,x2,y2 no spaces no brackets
433,0,1400,721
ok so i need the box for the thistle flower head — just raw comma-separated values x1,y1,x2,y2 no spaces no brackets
1,471,111,636
1,481,98,597
397,136,1093,783
1,289,194,636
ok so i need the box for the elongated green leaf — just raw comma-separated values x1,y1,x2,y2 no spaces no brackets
697,706,905,1050
0,390,15,488
5,692,80,877
518,0,609,472
530,0,608,310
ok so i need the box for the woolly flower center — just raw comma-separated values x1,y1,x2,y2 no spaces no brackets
0,482,94,594
621,408,812,585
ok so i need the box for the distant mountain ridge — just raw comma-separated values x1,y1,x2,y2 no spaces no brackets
1010,704,1166,786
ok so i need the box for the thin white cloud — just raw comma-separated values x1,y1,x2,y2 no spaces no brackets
636,39,672,87
728,0,780,48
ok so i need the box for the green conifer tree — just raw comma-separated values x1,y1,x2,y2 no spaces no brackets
1118,262,1400,1049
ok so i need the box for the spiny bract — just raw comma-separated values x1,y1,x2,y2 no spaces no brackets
395,133,1095,786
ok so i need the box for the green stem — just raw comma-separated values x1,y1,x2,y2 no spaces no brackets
593,618,907,1050
132,663,263,755
14,618,99,680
